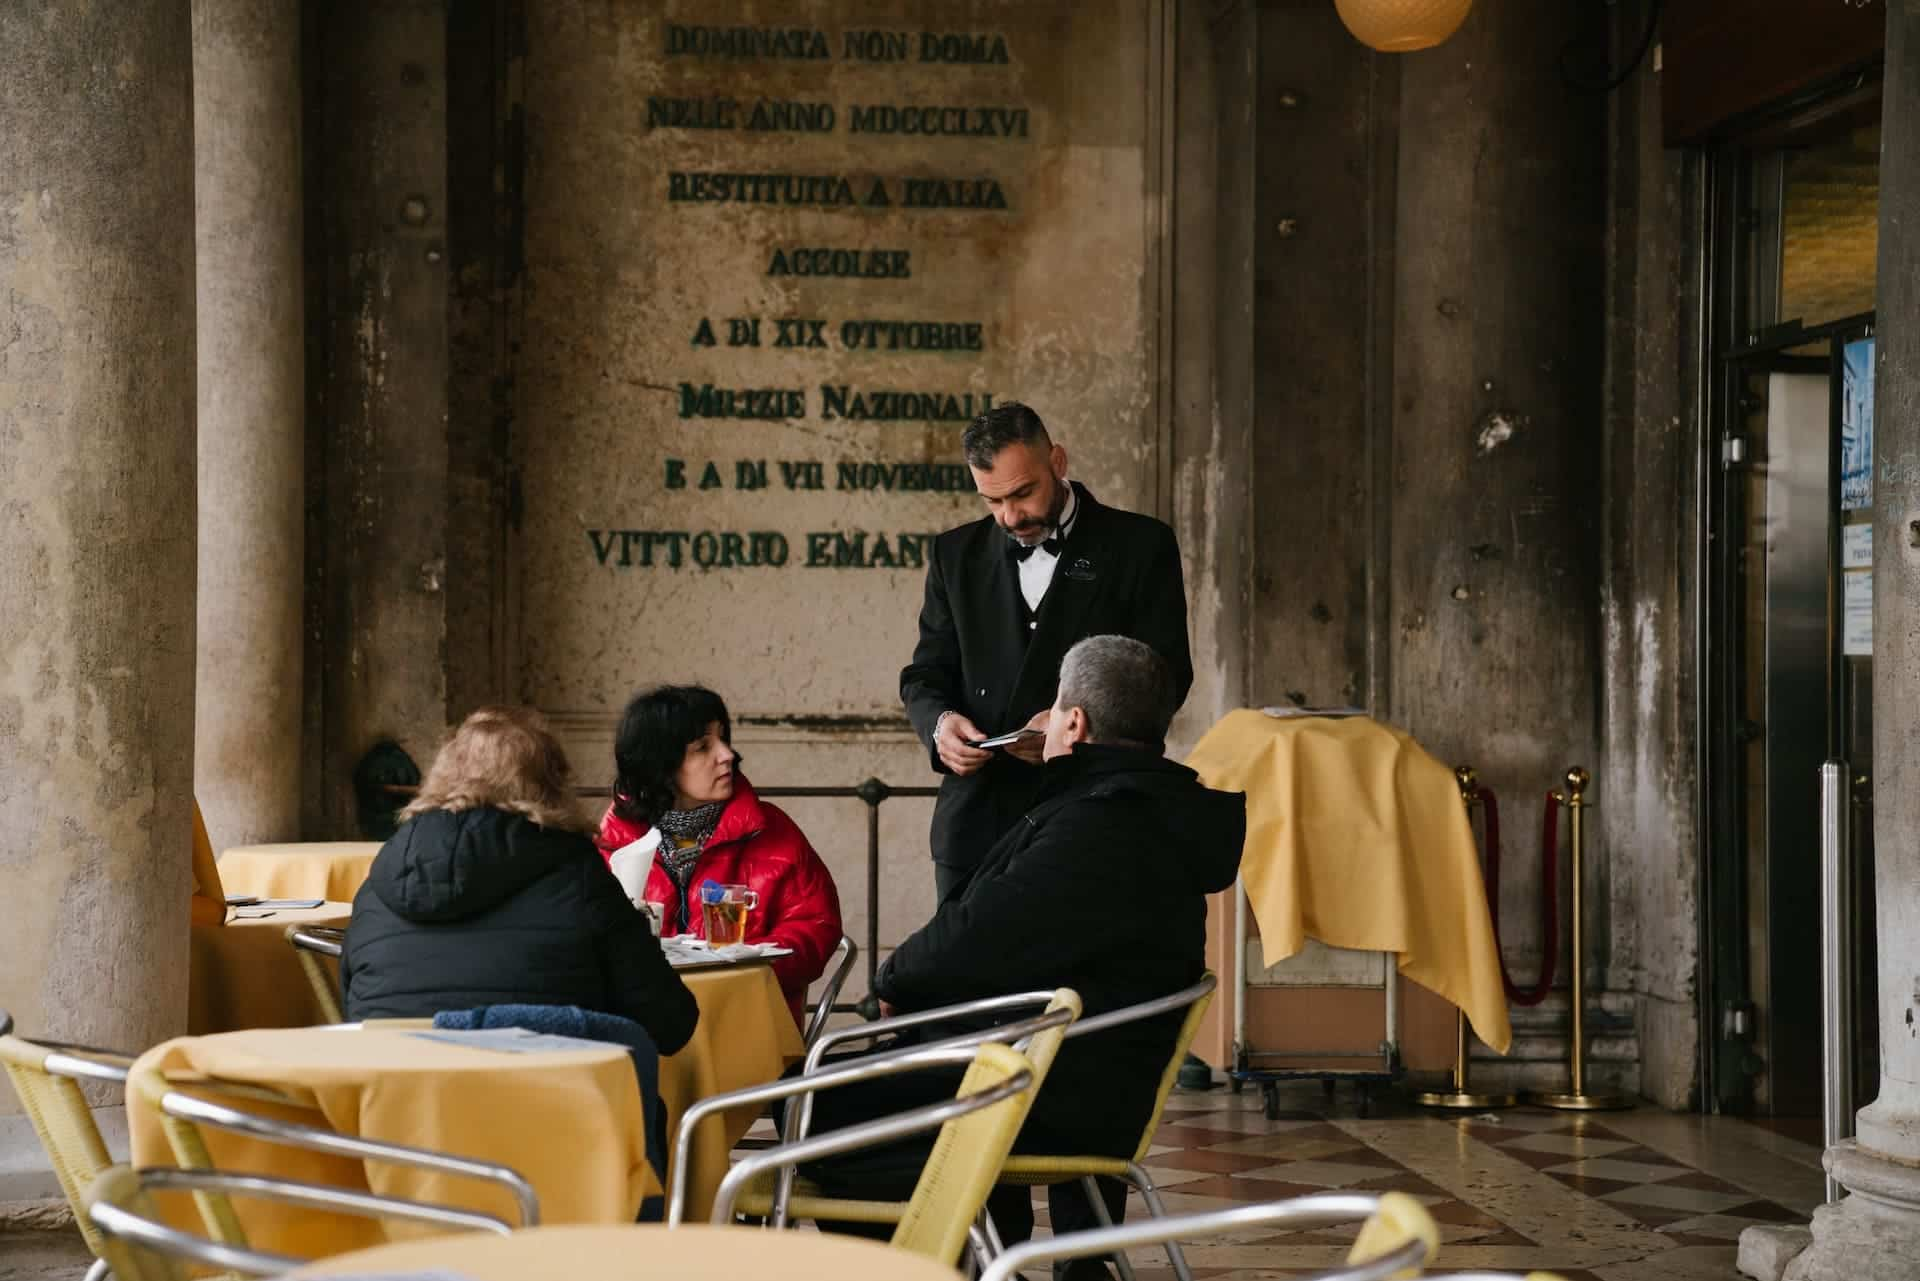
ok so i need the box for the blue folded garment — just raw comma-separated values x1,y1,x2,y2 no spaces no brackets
433,1003,667,1206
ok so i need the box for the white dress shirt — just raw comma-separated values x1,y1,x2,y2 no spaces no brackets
1016,486,1080,614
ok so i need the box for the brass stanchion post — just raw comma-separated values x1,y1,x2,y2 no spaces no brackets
1527,767,1631,1111
1413,766,1516,1110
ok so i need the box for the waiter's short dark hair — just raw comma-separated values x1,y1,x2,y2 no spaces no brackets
963,401,1051,470
1055,636,1175,749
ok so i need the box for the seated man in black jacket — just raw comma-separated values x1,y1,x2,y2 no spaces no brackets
796,636,1245,1277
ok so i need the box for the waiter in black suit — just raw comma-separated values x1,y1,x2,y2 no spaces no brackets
901,402,1194,897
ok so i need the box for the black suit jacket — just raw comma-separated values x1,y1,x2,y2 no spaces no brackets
899,482,1193,872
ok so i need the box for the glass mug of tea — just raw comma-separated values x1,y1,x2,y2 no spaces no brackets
699,882,759,946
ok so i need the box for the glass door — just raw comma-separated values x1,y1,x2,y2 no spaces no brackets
1702,114,1880,1118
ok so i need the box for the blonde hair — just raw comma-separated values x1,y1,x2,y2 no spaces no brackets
399,706,586,831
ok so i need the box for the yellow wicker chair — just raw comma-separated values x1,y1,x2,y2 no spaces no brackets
84,1163,513,1281
708,1039,1044,1268
285,926,345,1024
730,988,1081,1230
993,973,1216,1281
980,1189,1440,1281
668,995,1077,1268
757,977,1216,1280
0,1009,137,1281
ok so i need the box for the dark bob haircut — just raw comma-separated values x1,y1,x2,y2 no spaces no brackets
611,684,733,826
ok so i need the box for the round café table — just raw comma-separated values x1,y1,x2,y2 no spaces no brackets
290,1223,959,1280
128,1025,654,1259
141,959,804,1250
217,842,381,902
189,902,352,1034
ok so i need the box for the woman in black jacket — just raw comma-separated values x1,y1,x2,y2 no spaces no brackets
342,705,699,1054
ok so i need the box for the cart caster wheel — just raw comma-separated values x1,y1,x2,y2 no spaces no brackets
1229,1076,1244,1095
1263,1084,1280,1121
1357,1086,1372,1119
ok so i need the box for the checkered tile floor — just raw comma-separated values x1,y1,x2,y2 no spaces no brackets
739,1074,1825,1278
1017,1080,1826,1280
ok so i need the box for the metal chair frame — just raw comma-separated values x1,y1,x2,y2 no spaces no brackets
777,991,1071,1227
710,1050,1034,1226
802,934,859,1049
778,977,1218,1281
667,1003,1073,1227
87,1164,511,1279
0,1008,140,1281
978,1193,1431,1281
154,1087,541,1228
286,926,346,1024
987,975,1218,1281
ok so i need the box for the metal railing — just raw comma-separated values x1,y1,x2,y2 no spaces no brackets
1821,759,1853,1204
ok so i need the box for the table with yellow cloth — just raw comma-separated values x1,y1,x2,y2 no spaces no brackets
128,1025,656,1258
141,960,802,1252
189,903,351,1035
1186,709,1512,1054
291,1224,957,1280
663,962,806,1220
217,842,381,903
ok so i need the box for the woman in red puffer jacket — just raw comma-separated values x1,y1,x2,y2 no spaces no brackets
595,684,843,1027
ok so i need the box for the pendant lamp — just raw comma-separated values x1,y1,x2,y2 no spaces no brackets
1334,0,1473,53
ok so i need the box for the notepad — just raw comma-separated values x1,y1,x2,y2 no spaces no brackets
409,1028,622,1055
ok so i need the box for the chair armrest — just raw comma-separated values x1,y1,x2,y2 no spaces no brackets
287,928,344,958
41,1045,137,1086
1063,974,1217,1039
89,1165,511,1279
159,1090,540,1227
142,1166,513,1235
802,936,859,1050
979,1192,1432,1281
787,1002,1071,1139
800,990,1060,1076
709,1055,1033,1226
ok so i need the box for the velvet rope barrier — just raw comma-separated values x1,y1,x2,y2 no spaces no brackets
1469,784,1558,1007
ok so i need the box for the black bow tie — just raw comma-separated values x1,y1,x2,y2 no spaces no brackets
1008,536,1063,563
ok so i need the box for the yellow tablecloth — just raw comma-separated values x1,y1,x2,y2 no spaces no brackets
189,904,351,1035
128,1026,654,1257
218,842,381,902
665,963,807,1221
1186,710,1512,1054
292,1224,957,1280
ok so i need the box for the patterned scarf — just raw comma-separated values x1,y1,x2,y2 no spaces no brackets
653,799,725,930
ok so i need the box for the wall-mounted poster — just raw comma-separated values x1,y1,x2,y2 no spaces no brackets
1844,570,1873,657
1842,337,1874,510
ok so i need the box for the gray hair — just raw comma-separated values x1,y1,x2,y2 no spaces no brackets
961,401,1050,470
1055,635,1176,748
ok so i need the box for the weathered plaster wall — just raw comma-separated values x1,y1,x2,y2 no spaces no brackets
194,0,308,851
306,0,453,832
509,0,1178,986
1599,0,1702,1111
0,0,199,1082
1212,1,1706,1094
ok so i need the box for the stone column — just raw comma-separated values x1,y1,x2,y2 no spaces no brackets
0,1,199,1053
1774,4,1920,1276
191,0,306,850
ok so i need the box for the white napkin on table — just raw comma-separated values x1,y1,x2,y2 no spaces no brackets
609,830,660,906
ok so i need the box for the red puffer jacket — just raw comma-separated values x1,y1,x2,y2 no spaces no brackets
595,776,843,1027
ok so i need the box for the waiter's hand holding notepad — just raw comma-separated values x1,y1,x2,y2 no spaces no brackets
967,727,1042,750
